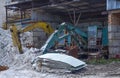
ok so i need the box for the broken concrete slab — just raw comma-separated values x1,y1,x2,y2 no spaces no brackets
32,53,87,72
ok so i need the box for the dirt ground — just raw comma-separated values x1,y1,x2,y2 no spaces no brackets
78,62,120,78
53,61,120,78
0,61,120,78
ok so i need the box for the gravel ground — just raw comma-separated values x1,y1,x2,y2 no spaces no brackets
0,62,120,78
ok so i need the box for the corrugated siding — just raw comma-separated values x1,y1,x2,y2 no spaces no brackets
107,0,120,10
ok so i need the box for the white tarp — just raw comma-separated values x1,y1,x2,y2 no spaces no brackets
37,53,86,68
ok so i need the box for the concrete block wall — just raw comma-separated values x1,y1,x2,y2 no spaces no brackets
78,22,105,48
32,28,48,48
31,10,63,48
31,9,106,48
77,21,104,33
108,13,120,57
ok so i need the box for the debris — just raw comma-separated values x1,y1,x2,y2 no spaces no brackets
32,53,87,72
0,28,39,68
0,66,9,71
0,27,120,78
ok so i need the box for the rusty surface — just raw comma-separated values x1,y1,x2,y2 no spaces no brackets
0,66,9,71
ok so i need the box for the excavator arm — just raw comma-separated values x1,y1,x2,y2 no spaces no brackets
10,24,23,54
20,22,54,34
40,22,88,54
10,22,54,53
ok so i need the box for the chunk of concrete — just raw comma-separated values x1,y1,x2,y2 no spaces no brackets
32,53,87,72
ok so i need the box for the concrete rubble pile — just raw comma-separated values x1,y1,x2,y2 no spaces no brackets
0,28,40,68
0,28,87,78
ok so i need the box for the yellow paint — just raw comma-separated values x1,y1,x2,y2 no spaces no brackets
10,22,54,53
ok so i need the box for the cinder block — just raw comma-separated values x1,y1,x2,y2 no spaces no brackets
109,39,120,46
108,33,115,39
109,47,120,55
108,25,119,32
114,32,120,39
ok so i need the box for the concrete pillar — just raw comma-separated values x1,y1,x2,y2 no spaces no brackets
108,13,120,58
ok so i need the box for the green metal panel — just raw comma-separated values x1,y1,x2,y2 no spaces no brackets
102,27,108,46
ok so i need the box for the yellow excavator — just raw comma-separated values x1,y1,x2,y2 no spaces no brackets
10,22,54,54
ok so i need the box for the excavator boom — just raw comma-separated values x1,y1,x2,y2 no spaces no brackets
21,22,54,34
40,22,88,54
10,22,54,53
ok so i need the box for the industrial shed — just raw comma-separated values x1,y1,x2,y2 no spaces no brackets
1,0,120,78
3,0,120,58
